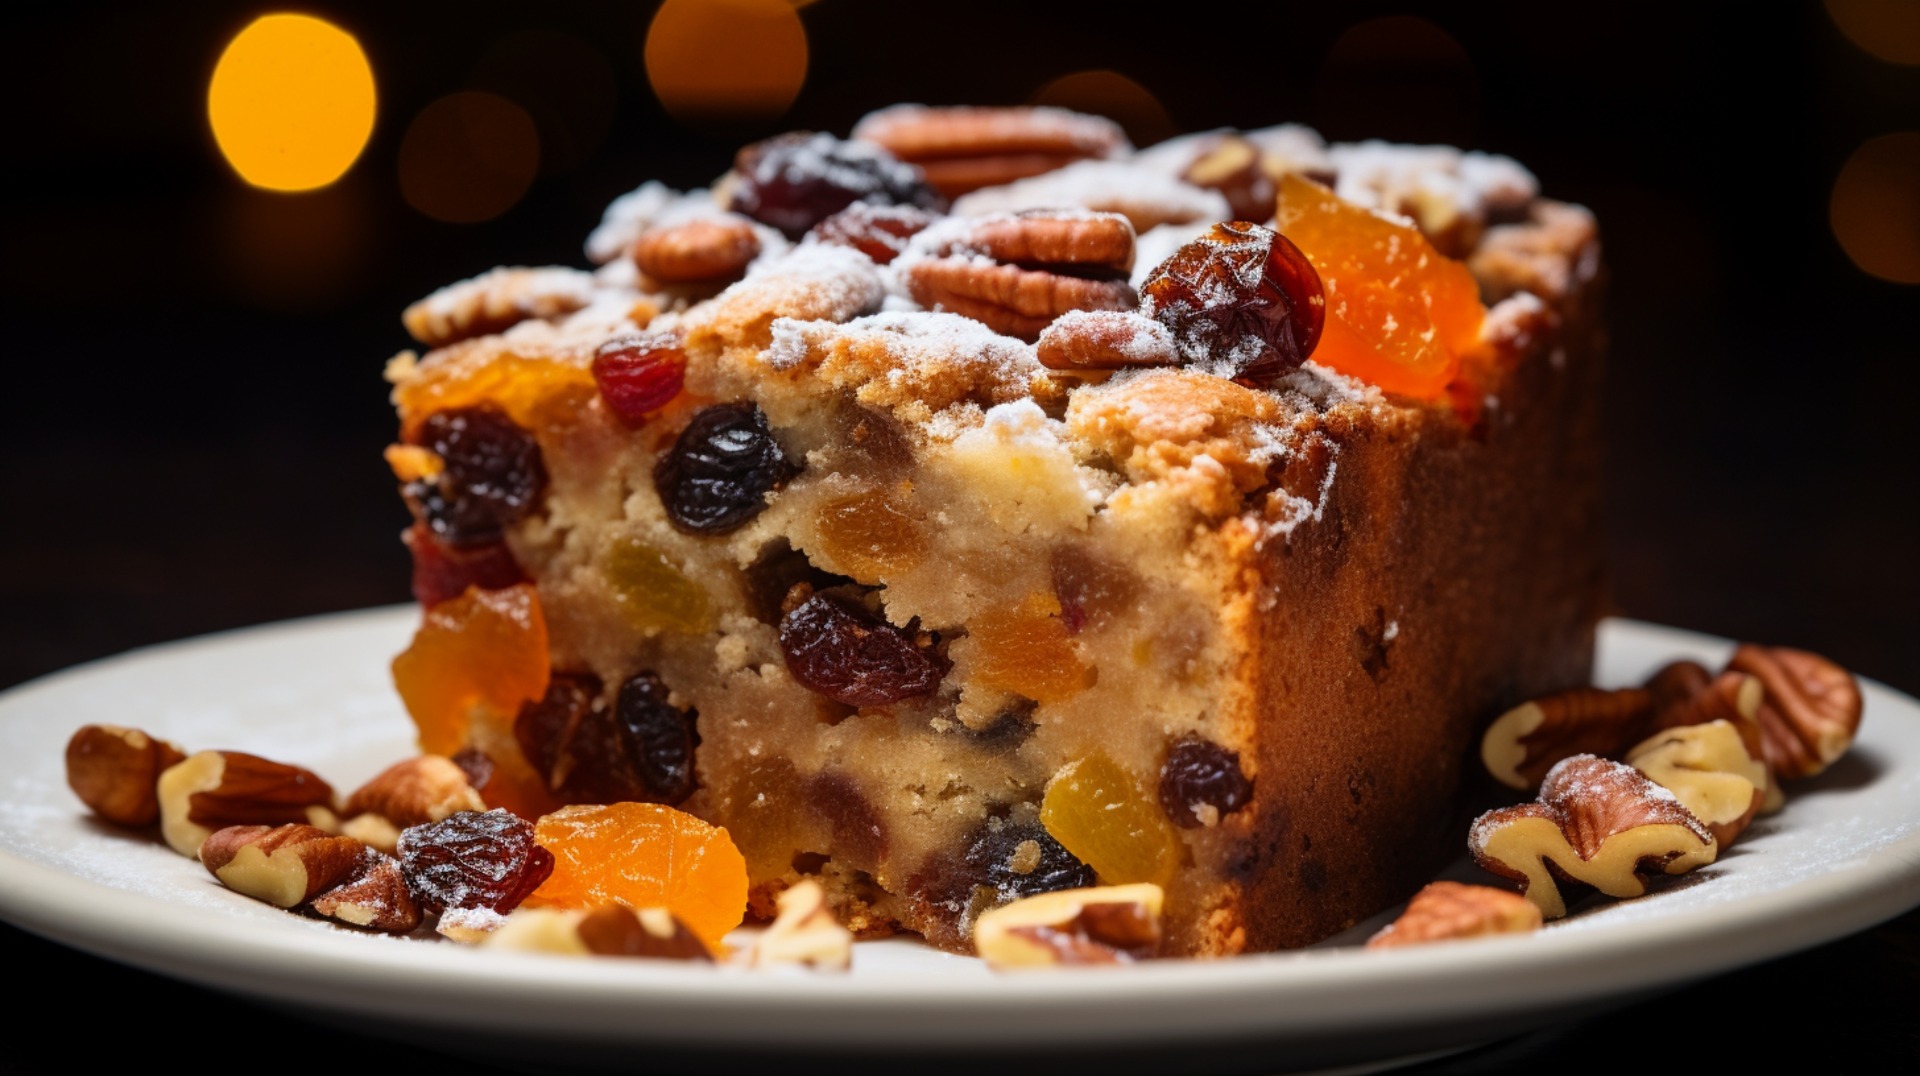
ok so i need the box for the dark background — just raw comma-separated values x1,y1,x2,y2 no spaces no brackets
1,1,1913,1072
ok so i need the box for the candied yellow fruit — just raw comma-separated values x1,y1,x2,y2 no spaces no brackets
814,486,928,580
603,537,714,634
1040,752,1178,887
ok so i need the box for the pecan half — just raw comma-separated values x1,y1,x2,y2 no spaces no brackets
480,906,713,960
1366,881,1542,948
1626,720,1769,847
1036,310,1178,371
65,725,187,827
1726,644,1864,780
157,750,338,858
201,824,366,908
852,105,1128,197
344,756,485,829
903,211,1138,341
1183,135,1277,222
1469,754,1716,918
402,267,598,348
1480,686,1654,791
309,848,422,933
632,216,761,285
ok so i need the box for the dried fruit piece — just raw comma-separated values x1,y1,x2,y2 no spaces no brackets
398,808,554,916
1158,735,1253,828
961,591,1092,705
66,724,186,827
602,537,713,634
807,202,939,264
1040,754,1179,887
393,352,598,441
514,672,698,807
654,403,795,534
1275,174,1485,398
974,883,1164,968
401,406,549,548
1049,546,1139,635
402,523,526,609
813,486,929,579
1140,220,1325,386
962,820,1097,904
1469,754,1716,918
1366,881,1542,948
614,672,700,806
391,584,551,759
529,802,749,952
779,589,947,706
729,131,945,239
592,333,687,426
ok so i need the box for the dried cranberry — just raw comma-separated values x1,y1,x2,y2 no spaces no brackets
403,522,526,608
1158,734,1253,828
1140,222,1325,387
963,820,1095,901
779,590,947,706
402,406,548,547
808,203,940,265
592,333,686,426
396,809,553,914
728,132,947,239
614,671,699,806
654,403,795,534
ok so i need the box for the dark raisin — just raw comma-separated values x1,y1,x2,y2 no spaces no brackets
654,403,795,534
1158,734,1253,828
614,671,699,806
807,202,940,265
396,809,553,915
728,131,947,239
1140,221,1325,388
963,820,1096,901
592,332,686,426
402,406,548,547
966,698,1037,752
403,522,525,608
779,590,947,706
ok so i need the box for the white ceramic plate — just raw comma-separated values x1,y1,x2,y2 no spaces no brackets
1,609,1916,1070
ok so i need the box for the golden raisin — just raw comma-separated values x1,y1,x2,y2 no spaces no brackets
964,592,1093,704
1040,753,1179,887
814,486,929,580
603,538,714,634
529,802,749,952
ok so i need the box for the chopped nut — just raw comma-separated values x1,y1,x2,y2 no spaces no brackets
749,879,852,970
339,812,402,856
436,907,509,944
1182,135,1276,222
482,906,714,961
1036,310,1177,372
1366,882,1543,948
1469,755,1715,919
903,211,1139,341
1480,687,1654,791
973,883,1164,969
343,756,485,829
1626,720,1768,847
156,750,337,858
632,216,762,285
852,104,1128,197
1726,644,1864,780
200,824,365,909
479,908,593,955
310,849,422,933
402,266,597,348
65,724,187,827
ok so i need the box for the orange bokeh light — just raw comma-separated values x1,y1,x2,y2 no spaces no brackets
399,92,541,224
1831,132,1920,285
644,0,808,126
1825,0,1920,65
207,14,376,192
1030,70,1175,148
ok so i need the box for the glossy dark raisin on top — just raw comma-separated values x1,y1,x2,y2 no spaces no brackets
402,405,548,547
1158,734,1254,828
779,589,947,706
728,131,947,239
653,403,796,535
1140,221,1326,388
396,809,553,915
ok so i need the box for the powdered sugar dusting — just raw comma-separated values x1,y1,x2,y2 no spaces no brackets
952,160,1229,230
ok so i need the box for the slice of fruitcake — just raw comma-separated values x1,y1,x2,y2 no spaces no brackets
385,108,1603,956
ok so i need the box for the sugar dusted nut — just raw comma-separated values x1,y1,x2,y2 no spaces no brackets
1480,687,1654,791
905,261,1135,342
852,105,1129,197
437,907,509,944
974,883,1164,969
310,849,422,933
1469,754,1716,919
201,824,366,908
157,750,338,858
1366,881,1543,948
65,724,187,827
1036,310,1178,371
904,212,1139,342
750,879,852,970
402,266,597,348
1625,720,1768,847
632,216,762,284
945,211,1135,273
1726,644,1864,780
339,812,402,856
343,756,485,828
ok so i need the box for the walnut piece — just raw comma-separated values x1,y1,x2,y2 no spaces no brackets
482,906,713,961
65,724,187,827
1366,881,1543,948
748,879,852,970
156,750,338,858
973,883,1164,969
1469,755,1715,919
201,824,366,909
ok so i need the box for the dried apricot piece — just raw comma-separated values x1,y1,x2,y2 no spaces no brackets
391,584,555,818
1275,174,1484,399
529,802,749,952
964,591,1093,704
1041,753,1179,886
395,352,598,440
814,486,929,580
